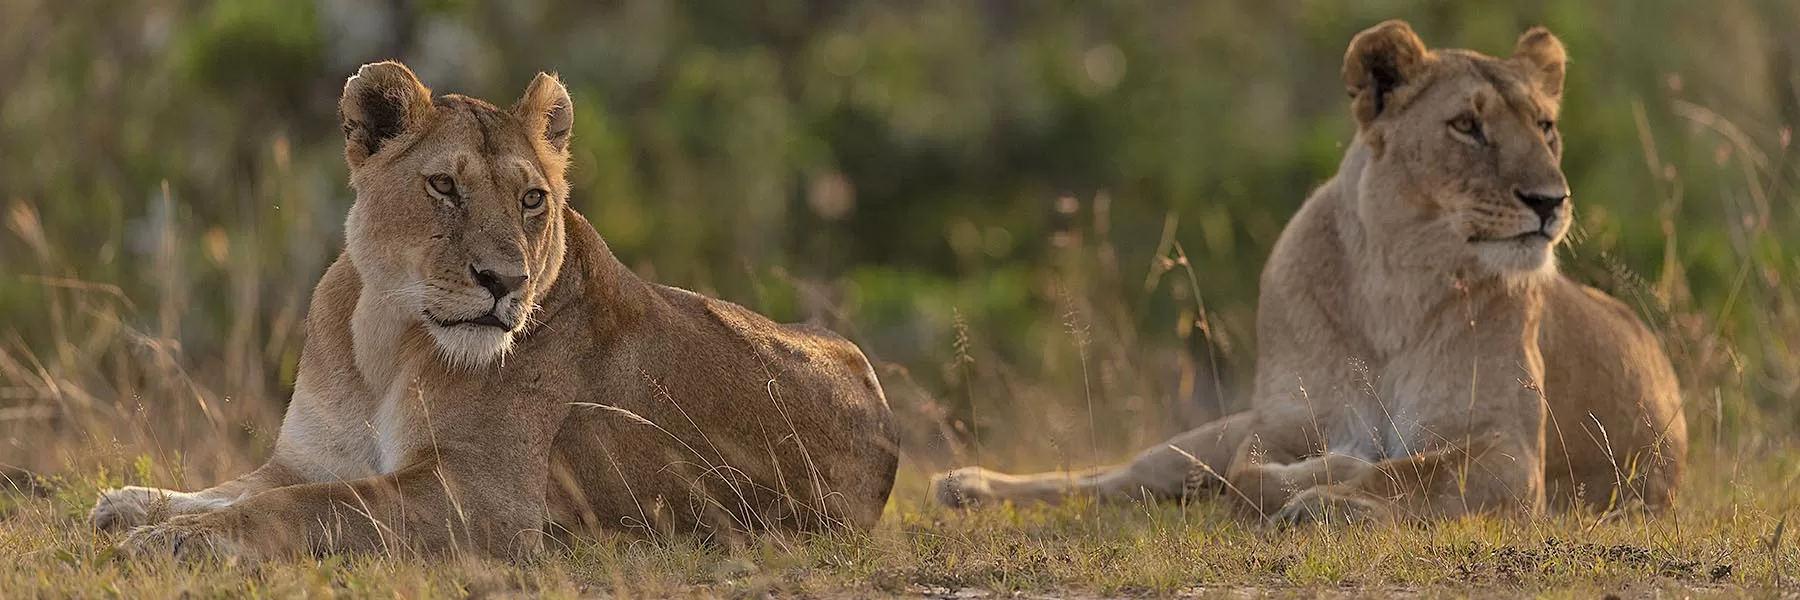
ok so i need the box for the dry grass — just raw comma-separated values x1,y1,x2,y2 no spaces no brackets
1,450,1796,598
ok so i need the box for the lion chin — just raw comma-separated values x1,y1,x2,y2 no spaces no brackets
426,323,515,369
1474,236,1558,276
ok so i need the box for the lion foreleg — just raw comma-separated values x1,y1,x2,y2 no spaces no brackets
90,462,303,531
1271,434,1542,524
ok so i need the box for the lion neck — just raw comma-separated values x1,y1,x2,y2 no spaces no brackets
350,290,434,397
520,208,647,342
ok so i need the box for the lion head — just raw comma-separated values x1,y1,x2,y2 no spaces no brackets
1341,21,1571,275
337,62,574,368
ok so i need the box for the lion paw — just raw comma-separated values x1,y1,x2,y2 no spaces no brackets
1271,488,1390,526
91,486,175,531
118,515,245,562
930,467,997,509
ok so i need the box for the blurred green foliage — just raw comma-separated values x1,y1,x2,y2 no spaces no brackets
2,0,1797,443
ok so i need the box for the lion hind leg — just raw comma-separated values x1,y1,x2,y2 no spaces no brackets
932,411,1258,509
929,465,1121,508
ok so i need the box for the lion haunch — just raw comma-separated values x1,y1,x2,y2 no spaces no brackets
931,21,1686,523
93,62,899,560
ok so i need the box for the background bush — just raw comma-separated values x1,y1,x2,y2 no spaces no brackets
2,0,1796,479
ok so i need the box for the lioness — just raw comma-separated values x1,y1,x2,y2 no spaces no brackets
92,62,899,559
933,21,1686,523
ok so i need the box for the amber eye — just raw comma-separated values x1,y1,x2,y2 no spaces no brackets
522,189,547,210
428,174,457,196
1538,120,1555,134
1449,116,1481,136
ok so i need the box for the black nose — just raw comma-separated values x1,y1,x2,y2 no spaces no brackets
470,265,527,299
1515,189,1569,222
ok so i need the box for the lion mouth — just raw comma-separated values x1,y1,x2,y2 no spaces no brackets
424,311,514,330
1468,230,1553,244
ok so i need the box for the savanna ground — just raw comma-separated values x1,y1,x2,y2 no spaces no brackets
6,1,1800,598
3,446,1797,597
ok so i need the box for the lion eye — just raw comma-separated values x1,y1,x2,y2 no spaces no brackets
428,174,457,196
1449,116,1481,136
1538,120,1556,136
522,189,547,210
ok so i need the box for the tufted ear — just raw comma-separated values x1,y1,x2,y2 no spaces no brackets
1511,26,1567,100
513,72,574,154
1342,20,1431,126
339,61,435,170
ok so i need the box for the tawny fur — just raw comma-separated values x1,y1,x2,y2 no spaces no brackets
931,21,1686,524
92,62,899,560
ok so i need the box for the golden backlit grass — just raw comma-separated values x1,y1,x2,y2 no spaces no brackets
3,445,1795,598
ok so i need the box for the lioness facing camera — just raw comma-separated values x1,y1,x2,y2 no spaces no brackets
933,21,1686,523
93,62,898,559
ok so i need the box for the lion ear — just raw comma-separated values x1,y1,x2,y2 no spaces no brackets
1511,26,1567,100
513,72,574,154
339,61,435,170
1342,20,1430,125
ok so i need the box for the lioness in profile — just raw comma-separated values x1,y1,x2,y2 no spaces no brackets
934,21,1686,523
93,62,898,559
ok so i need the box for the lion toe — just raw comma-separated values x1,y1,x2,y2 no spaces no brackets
118,515,245,563
1272,488,1391,527
90,487,169,531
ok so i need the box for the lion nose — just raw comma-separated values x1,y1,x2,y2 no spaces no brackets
470,265,527,299
1514,188,1569,223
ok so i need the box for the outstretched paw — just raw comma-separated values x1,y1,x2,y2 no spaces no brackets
118,515,246,562
91,487,175,531
930,467,998,509
1272,488,1392,526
